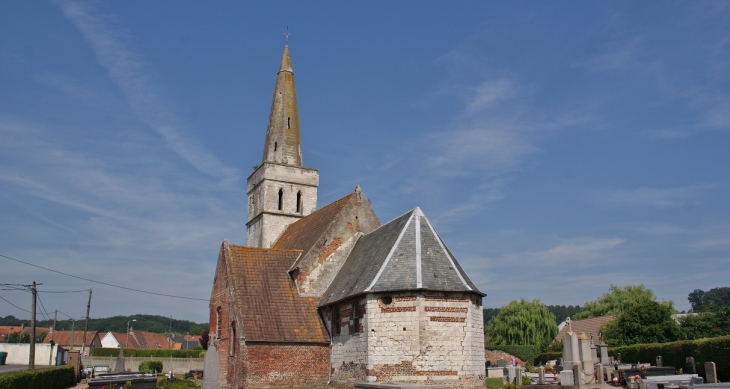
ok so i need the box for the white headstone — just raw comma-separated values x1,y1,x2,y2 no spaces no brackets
561,370,575,386
578,332,595,382
705,361,717,384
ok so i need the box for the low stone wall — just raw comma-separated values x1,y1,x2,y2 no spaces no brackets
81,356,204,374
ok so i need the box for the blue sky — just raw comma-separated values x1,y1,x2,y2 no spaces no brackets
1,1,728,324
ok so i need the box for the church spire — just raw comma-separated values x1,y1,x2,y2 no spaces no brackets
262,45,302,166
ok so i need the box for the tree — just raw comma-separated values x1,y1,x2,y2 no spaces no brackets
546,305,582,324
688,289,706,312
574,285,658,319
601,300,680,346
485,299,558,351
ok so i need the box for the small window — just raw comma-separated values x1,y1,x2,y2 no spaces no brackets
352,302,360,334
381,296,393,305
332,306,341,336
216,307,222,339
296,191,302,213
287,117,290,129
278,188,283,211
230,321,236,356
274,142,277,151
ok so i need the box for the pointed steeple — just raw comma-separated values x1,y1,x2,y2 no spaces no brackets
262,45,302,166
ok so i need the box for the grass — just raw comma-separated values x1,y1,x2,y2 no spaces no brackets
487,377,504,389
158,378,201,389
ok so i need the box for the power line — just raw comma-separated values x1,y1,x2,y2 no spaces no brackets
0,253,208,301
0,294,30,313
36,292,52,321
37,289,90,294
56,310,75,320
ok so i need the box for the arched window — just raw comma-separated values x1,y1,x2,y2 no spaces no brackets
230,321,236,356
278,189,283,211
296,191,302,213
216,307,222,339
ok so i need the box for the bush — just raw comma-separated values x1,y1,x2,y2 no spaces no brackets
94,347,203,358
0,366,75,389
489,345,540,365
139,360,163,374
609,335,730,382
534,351,562,366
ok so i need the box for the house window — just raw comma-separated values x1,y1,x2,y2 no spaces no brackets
216,307,222,339
278,188,283,211
332,306,341,336
296,191,302,213
352,302,360,334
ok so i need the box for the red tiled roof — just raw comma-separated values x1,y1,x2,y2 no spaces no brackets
43,330,99,347
553,315,615,343
0,326,51,341
132,330,171,349
227,244,329,343
273,193,355,250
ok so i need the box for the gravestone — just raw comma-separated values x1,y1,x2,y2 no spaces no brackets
573,364,582,386
507,365,516,384
539,367,545,385
656,355,662,368
560,370,575,386
114,347,125,372
564,331,579,370
591,344,599,364
617,352,622,363
597,365,604,384
578,332,595,382
600,343,610,365
685,357,696,375
705,361,717,384
202,343,220,389
497,359,507,367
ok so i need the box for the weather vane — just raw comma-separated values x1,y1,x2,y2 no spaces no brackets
283,26,291,44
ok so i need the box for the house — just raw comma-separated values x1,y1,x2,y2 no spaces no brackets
553,315,615,344
42,330,101,354
207,45,486,389
0,325,51,342
100,329,172,349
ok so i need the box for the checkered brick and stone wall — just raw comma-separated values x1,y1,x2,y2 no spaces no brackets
209,248,235,388
326,291,485,389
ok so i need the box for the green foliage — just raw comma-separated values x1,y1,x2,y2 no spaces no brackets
608,335,730,382
522,375,532,385
159,379,202,389
486,299,558,351
139,360,163,374
679,304,730,340
485,305,582,327
34,314,207,335
547,305,582,325
688,287,730,313
575,284,660,319
93,348,203,358
534,351,562,366
486,378,503,389
601,300,680,346
0,366,75,389
488,345,541,364
7,332,30,343
0,315,24,326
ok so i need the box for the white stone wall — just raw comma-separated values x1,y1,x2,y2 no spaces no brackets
328,292,485,388
246,162,318,248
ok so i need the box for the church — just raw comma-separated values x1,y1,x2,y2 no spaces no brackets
207,45,486,389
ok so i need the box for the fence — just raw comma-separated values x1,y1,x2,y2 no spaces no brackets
81,356,204,374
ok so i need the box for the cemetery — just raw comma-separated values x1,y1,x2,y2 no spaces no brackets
511,318,728,389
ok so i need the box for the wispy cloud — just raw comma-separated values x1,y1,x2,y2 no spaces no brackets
589,185,711,209
53,0,238,185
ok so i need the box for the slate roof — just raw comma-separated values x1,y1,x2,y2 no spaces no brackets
553,315,615,344
320,207,484,306
227,244,329,343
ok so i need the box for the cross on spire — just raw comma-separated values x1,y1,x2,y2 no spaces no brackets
283,26,291,44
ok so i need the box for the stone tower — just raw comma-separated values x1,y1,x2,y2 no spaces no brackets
246,45,319,248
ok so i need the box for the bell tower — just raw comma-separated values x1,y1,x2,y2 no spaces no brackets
246,45,319,248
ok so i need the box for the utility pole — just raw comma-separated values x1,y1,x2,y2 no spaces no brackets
29,281,37,369
69,319,75,351
81,289,92,357
49,310,57,366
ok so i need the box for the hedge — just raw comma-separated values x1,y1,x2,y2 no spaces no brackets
609,335,730,382
0,366,75,389
93,347,203,358
488,345,540,364
534,351,562,366
139,360,163,374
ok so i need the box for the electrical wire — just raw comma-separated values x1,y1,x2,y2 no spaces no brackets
56,310,75,320
0,253,208,301
36,292,52,321
0,294,30,313
37,289,90,293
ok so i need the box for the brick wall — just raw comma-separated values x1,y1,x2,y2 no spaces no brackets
242,343,329,388
209,247,234,388
68,350,81,380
